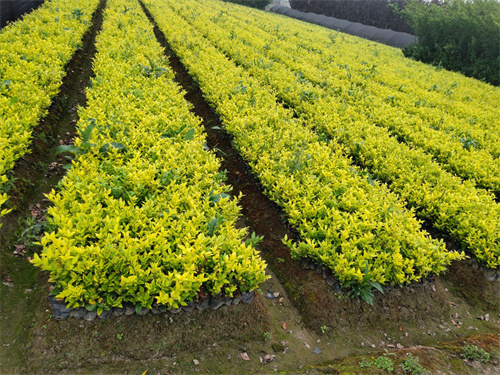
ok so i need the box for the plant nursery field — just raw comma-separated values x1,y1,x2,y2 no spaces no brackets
0,0,499,374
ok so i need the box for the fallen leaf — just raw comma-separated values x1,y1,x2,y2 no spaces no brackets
282,322,287,330
485,313,490,321
273,292,280,298
304,342,310,349
396,343,404,349
5,276,13,282
280,341,288,346
240,352,250,361
279,297,284,303
387,344,395,348
449,301,457,306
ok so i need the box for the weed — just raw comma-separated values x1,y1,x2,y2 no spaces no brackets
374,353,395,372
345,261,383,306
401,354,427,374
117,333,124,340
359,357,373,368
462,344,490,363
277,257,285,264
320,325,330,334
263,332,271,341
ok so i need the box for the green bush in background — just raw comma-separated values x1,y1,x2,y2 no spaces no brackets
398,0,500,86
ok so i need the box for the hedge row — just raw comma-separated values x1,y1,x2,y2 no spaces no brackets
145,0,463,287
0,0,100,220
32,0,268,314
173,0,500,268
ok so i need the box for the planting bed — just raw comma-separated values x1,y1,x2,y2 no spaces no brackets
1,0,499,374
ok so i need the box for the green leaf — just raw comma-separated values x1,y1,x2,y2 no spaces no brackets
85,304,97,312
135,304,142,315
184,128,195,141
55,145,84,155
9,97,19,105
209,192,229,204
81,119,96,144
99,142,125,153
370,281,384,294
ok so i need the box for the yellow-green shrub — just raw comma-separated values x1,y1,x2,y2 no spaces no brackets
32,0,268,313
166,0,499,269
145,0,463,287
0,0,100,221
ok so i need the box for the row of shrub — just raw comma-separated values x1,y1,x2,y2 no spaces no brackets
0,0,100,222
192,0,500,194
153,0,499,270
32,0,268,314
146,0,464,288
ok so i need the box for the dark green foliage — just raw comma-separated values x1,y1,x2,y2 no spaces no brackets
290,0,412,33
399,0,500,86
222,0,272,10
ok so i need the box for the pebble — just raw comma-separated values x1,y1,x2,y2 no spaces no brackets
83,311,97,321
113,308,125,317
209,298,224,310
312,346,322,354
124,305,135,315
196,298,210,310
98,309,112,320
193,359,200,366
242,291,254,304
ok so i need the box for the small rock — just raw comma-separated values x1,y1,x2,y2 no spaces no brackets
183,300,196,312
431,284,436,292
240,352,250,361
223,298,232,307
113,308,125,317
196,298,210,310
193,359,200,366
2,282,14,288
485,313,490,321
371,344,376,348
242,291,254,304
312,346,322,354
209,297,224,310
151,308,162,315
70,307,86,319
83,311,97,321
304,342,310,349
124,305,135,316
266,292,275,300
138,308,150,316
232,296,242,305
169,307,182,314
278,297,284,303
260,354,275,364
98,309,112,320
